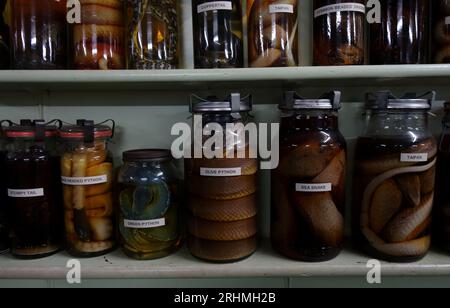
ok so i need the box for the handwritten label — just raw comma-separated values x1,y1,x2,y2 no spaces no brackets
296,183,332,192
197,1,232,13
61,175,108,186
124,218,166,229
269,4,294,14
446,16,450,25
200,167,242,177
314,3,365,18
400,153,428,162
8,188,44,198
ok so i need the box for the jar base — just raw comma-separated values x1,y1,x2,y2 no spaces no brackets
122,242,182,261
12,246,62,260
66,246,117,259
272,242,342,262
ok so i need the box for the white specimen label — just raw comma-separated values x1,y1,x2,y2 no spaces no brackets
400,153,428,162
198,1,232,13
8,188,44,198
200,167,242,177
269,4,294,14
296,183,332,192
61,175,108,185
124,218,166,229
314,3,365,18
446,16,450,25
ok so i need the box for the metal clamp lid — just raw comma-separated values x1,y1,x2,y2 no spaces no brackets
280,91,341,111
365,91,435,110
1,119,62,140
60,119,115,143
190,93,253,114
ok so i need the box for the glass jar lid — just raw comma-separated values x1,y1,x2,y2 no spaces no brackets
123,149,172,162
59,119,114,142
279,91,341,110
365,91,435,110
3,119,60,140
190,93,252,113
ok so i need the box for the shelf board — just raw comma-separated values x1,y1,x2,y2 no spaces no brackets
0,241,449,279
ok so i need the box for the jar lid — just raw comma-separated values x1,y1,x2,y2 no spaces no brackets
279,91,341,110
190,93,252,113
365,91,435,110
4,119,60,139
123,149,172,162
60,119,114,142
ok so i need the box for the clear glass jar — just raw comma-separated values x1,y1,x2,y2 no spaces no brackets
432,0,450,63
0,0,9,69
186,93,258,262
313,0,365,65
192,0,244,68
60,120,115,257
272,91,346,261
5,120,63,259
10,0,67,69
125,0,179,69
117,149,182,260
72,0,125,69
353,92,437,262
370,0,429,64
247,0,298,67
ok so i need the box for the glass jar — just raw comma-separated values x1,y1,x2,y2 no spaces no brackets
353,92,437,262
432,0,450,63
5,120,63,259
125,0,179,69
247,0,298,67
272,91,346,261
117,149,182,260
370,0,429,64
313,0,365,66
73,0,125,69
10,0,67,69
0,122,8,253
60,120,115,257
186,93,258,262
192,0,244,68
0,0,10,69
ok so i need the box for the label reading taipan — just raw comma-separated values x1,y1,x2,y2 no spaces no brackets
269,4,294,14
400,153,428,162
446,16,450,25
197,1,232,13
61,175,108,186
124,218,166,229
200,167,242,177
296,183,332,192
8,188,44,198
314,3,365,18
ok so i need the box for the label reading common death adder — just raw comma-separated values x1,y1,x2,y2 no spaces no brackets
61,175,108,185
200,167,242,177
446,16,450,25
8,188,44,198
269,4,294,14
314,3,365,18
197,1,232,13
296,183,332,192
400,153,428,162
124,218,166,229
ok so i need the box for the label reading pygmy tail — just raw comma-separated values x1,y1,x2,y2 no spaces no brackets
446,16,450,25
61,175,108,186
400,153,428,162
197,1,232,13
269,4,294,14
314,3,365,18
200,167,242,177
124,218,166,229
8,188,44,198
296,183,332,192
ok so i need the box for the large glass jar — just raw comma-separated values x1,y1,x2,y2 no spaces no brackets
10,0,67,69
247,0,298,67
313,0,365,66
0,0,10,69
60,120,115,257
192,0,244,68
370,0,429,64
5,120,63,259
432,0,450,63
353,92,437,262
272,91,346,261
73,0,125,69
117,149,182,260
186,94,258,262
125,0,179,69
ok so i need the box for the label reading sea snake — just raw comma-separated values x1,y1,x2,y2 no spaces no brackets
8,188,44,198
200,167,242,177
446,16,450,26
269,4,294,14
61,175,108,185
296,183,332,192
314,3,366,18
124,218,166,229
197,1,232,13
400,153,428,163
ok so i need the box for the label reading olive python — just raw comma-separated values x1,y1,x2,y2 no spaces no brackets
197,1,232,13
200,167,242,177
7,188,44,198
446,16,450,25
296,183,332,192
61,175,107,185
314,3,365,18
400,153,428,163
124,218,166,229
269,4,294,14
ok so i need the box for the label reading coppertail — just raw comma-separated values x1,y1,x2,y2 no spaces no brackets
8,188,44,198
446,16,450,25
314,3,365,18
269,4,294,14
200,167,242,177
296,183,332,192
124,218,166,229
400,153,428,162
197,1,232,13
61,175,108,185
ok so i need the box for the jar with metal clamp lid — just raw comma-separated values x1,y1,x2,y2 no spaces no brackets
432,0,450,63
0,121,7,253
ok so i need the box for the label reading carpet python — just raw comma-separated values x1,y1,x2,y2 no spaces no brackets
314,3,365,18
269,4,294,14
400,153,428,163
8,188,44,198
200,167,242,177
124,218,166,229
296,183,332,192
197,1,232,13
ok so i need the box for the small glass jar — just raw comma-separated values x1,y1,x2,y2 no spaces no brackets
370,0,429,64
60,120,115,257
5,120,63,259
186,93,258,262
192,0,244,68
247,0,298,67
0,0,10,69
432,0,450,63
353,92,437,262
313,0,365,66
72,0,125,69
117,149,182,260
10,0,67,69
125,0,179,69
272,91,346,261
